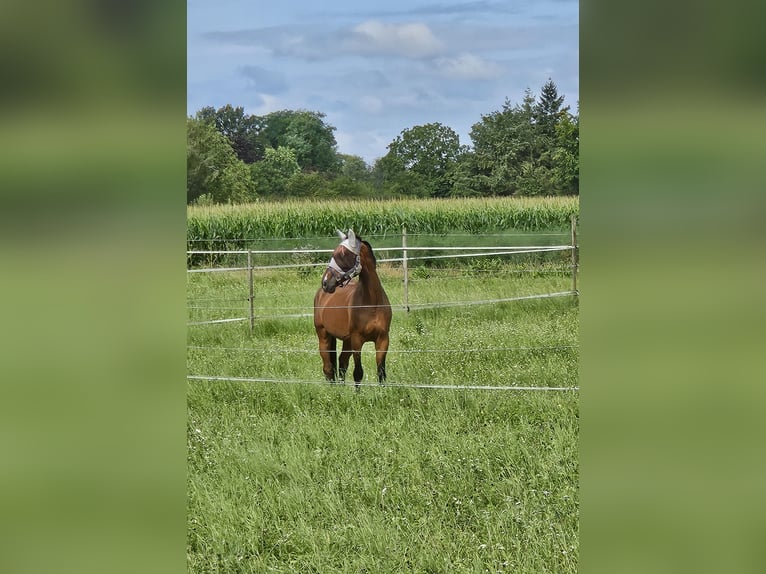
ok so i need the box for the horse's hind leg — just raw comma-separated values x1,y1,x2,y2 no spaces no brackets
339,339,352,383
375,334,389,385
317,328,337,382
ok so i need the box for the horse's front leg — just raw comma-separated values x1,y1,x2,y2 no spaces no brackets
317,328,337,382
350,335,365,391
339,339,352,383
375,333,389,385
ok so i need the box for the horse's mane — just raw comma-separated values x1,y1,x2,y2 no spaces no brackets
361,239,376,264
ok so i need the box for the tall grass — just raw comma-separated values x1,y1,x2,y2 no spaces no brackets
187,203,579,572
188,256,579,572
187,197,579,247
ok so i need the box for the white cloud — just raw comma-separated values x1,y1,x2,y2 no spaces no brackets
436,53,502,80
347,20,443,58
335,129,393,164
250,94,284,115
359,95,384,114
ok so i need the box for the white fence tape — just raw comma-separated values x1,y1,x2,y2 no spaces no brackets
186,374,578,392
186,290,577,326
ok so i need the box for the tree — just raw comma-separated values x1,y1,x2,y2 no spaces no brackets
196,104,264,164
249,146,301,198
447,151,485,197
551,105,579,195
338,154,372,182
260,110,341,174
469,81,578,196
186,117,254,204
285,172,327,198
380,123,464,197
188,82,578,200
469,97,533,195
533,79,568,141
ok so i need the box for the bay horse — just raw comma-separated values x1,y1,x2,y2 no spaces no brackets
313,229,392,389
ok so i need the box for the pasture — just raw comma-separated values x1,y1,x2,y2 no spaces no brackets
187,201,579,573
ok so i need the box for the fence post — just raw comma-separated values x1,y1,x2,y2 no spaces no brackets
248,250,255,333
570,215,578,295
402,225,410,312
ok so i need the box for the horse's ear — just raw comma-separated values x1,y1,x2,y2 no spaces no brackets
336,229,347,240
347,229,356,244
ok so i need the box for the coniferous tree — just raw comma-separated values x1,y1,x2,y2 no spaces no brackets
533,79,567,140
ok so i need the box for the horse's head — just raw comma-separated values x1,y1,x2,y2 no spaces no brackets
321,229,362,293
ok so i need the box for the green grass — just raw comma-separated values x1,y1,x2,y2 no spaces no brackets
187,209,578,573
188,383,578,573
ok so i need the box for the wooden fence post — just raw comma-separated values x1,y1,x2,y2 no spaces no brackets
570,215,578,295
248,250,255,333
402,225,410,312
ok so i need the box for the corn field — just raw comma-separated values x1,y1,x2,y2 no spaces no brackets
187,197,579,248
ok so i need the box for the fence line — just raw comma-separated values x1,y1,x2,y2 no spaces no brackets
187,374,578,392
186,297,251,303
187,232,571,243
187,317,250,326
187,290,577,326
191,291,573,312
189,287,575,312
187,245,571,255
186,267,575,306
187,227,579,330
188,265,252,274
187,246,573,274
188,305,250,311
378,246,570,264
188,228,579,389
406,290,576,310
188,344,577,354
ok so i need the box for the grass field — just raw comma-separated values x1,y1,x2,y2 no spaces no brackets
187,225,579,573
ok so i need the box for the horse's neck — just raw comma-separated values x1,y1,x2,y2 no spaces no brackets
359,265,386,303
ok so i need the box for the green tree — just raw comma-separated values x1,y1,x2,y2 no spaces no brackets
250,146,301,198
380,123,465,197
285,172,327,198
196,104,264,164
447,151,485,197
326,175,377,199
469,97,532,195
338,154,372,182
533,79,568,141
529,79,570,194
551,104,579,195
469,82,578,196
186,117,254,204
260,110,341,173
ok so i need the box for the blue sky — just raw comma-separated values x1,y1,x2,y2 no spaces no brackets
187,0,578,164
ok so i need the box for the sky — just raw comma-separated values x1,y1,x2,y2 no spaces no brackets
187,0,578,165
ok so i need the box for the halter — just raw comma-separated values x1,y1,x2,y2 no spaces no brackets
324,229,362,288
326,252,361,287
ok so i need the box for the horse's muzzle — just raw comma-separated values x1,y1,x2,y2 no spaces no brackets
322,272,337,293
322,280,336,294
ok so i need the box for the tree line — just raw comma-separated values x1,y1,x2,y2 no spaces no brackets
187,79,578,204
